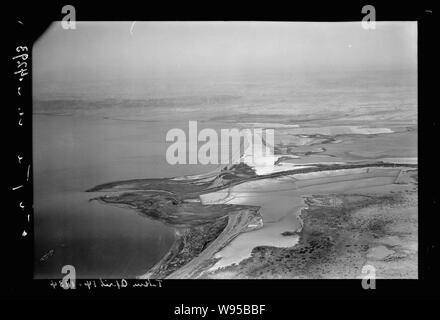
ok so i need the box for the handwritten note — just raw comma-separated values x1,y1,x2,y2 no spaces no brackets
12,43,30,237
49,279,163,290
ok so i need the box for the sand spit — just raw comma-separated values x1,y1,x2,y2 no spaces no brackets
89,158,416,279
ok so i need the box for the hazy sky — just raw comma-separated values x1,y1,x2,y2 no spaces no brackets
34,21,417,83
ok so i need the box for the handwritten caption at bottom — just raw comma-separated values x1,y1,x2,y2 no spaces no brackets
49,278,163,290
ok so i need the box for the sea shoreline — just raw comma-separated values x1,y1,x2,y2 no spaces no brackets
89,161,417,279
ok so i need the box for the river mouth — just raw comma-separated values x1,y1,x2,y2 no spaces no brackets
34,112,417,279
31,22,418,280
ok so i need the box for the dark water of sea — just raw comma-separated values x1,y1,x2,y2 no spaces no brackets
33,114,218,278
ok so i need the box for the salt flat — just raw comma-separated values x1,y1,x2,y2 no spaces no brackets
204,167,402,273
